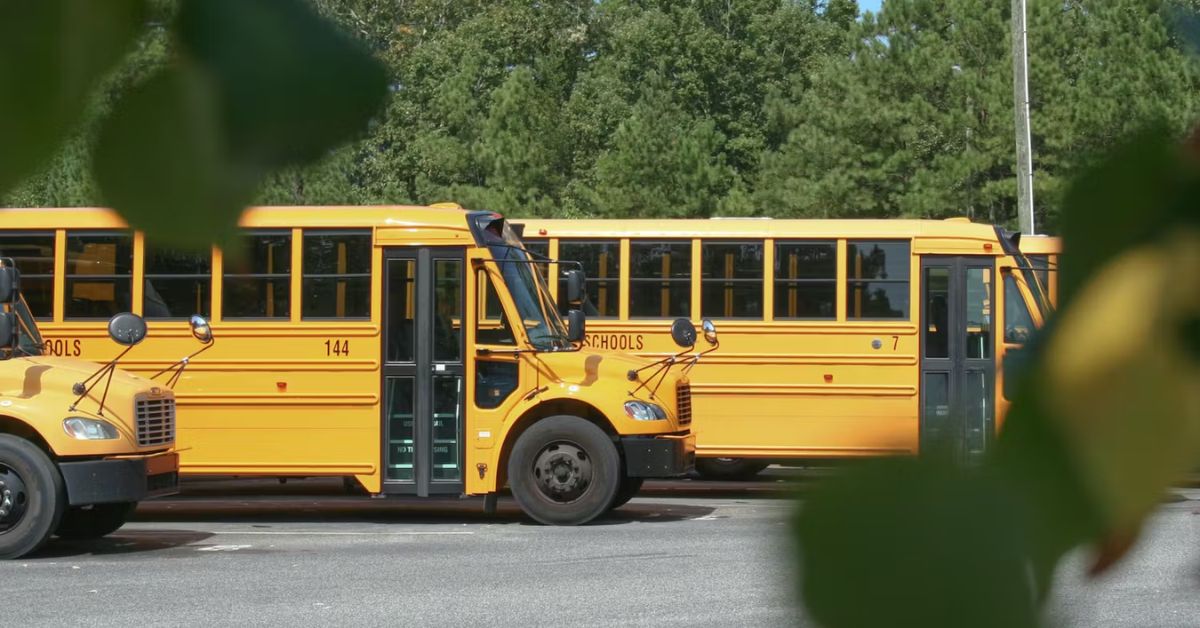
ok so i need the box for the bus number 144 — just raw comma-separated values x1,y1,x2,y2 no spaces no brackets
324,339,350,357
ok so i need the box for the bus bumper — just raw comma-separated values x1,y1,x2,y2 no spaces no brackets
621,433,695,478
59,451,180,506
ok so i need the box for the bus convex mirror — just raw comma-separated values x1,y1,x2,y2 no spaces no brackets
190,314,213,344
565,269,586,304
671,318,697,348
0,312,16,351
566,309,586,343
702,319,718,345
0,266,19,304
108,312,147,346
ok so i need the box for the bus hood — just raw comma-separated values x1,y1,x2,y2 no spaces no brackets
533,348,685,405
0,356,162,422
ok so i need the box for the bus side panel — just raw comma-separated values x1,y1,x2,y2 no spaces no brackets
588,321,920,459
42,322,384,481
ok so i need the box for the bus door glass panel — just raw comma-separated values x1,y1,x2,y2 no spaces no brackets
920,258,995,463
381,250,465,494
432,258,464,483
384,258,416,482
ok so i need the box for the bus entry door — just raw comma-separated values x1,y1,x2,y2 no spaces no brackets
919,256,996,463
381,248,466,496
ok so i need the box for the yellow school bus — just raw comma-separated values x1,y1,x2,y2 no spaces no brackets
1020,234,1060,305
0,206,699,525
517,217,1047,479
0,260,181,559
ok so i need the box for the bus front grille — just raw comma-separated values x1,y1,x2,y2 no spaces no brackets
676,383,692,426
136,397,176,447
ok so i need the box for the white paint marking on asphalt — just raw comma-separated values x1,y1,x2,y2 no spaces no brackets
203,530,476,537
692,515,720,521
198,544,252,552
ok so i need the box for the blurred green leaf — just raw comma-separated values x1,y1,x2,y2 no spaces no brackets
95,0,388,247
990,130,1200,591
92,67,243,250
0,0,146,195
793,458,1038,628
175,0,389,168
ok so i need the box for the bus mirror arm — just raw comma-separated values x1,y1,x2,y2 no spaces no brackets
627,347,691,398
681,340,719,376
151,340,215,389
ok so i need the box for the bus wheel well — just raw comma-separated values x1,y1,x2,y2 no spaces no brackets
496,399,617,490
0,415,55,458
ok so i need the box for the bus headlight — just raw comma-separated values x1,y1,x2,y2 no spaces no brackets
624,401,667,421
63,417,119,440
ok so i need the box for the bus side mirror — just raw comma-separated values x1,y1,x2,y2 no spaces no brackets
108,312,147,346
0,312,16,350
671,318,697,348
567,309,586,343
701,319,718,346
190,315,213,344
0,266,20,304
565,269,586,305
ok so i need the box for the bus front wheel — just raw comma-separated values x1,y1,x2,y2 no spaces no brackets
508,416,620,525
695,458,769,481
55,502,136,540
610,475,644,509
0,435,66,560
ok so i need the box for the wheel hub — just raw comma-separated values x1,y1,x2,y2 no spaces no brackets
532,442,592,503
0,464,29,532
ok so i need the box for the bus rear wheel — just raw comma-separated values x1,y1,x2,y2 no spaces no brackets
55,502,136,540
508,416,620,525
695,458,769,481
0,435,65,560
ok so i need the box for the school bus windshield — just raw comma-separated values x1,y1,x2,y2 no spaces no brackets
487,226,572,351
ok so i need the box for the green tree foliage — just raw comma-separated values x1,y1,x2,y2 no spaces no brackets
5,0,1198,231
759,0,1200,228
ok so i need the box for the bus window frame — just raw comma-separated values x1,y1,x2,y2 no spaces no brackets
63,229,135,321
628,239,693,320
300,229,373,321
699,239,766,320
222,229,293,321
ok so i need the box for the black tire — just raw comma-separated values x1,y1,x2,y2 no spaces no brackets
0,434,65,560
55,502,136,540
610,475,644,509
695,457,769,481
508,416,620,525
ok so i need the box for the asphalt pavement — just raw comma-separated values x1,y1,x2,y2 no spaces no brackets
1,472,1197,627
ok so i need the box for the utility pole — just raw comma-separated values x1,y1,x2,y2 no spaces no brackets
1011,0,1035,234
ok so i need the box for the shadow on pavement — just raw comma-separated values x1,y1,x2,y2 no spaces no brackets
133,495,715,526
29,529,215,559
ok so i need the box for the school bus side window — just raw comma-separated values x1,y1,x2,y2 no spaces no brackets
558,240,619,318
630,241,691,318
701,241,764,319
144,245,212,319
0,233,55,319
1004,274,1035,344
774,241,836,319
224,231,291,319
474,269,518,409
846,240,910,320
302,231,371,319
65,231,133,319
